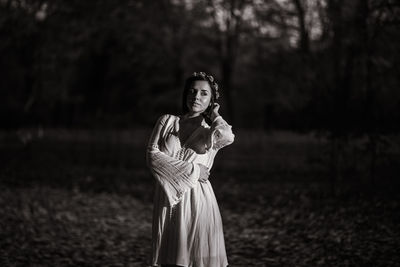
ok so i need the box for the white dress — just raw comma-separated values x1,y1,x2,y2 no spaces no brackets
147,114,235,267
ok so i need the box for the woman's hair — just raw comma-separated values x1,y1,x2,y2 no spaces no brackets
181,72,220,121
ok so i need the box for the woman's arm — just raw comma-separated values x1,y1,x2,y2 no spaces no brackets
146,115,203,206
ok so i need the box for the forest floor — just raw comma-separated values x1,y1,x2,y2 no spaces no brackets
1,129,399,266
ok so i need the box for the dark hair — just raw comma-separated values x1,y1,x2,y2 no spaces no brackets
181,72,220,123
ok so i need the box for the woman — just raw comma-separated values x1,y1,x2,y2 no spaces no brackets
146,71,235,267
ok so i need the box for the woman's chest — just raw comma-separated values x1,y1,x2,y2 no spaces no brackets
163,126,209,155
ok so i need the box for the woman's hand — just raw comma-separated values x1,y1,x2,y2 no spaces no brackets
209,103,220,121
198,164,210,183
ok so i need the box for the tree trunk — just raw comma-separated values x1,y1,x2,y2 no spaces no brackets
292,0,310,53
358,0,377,186
221,55,234,122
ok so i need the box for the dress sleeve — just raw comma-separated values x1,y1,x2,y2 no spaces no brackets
146,114,200,206
207,116,235,150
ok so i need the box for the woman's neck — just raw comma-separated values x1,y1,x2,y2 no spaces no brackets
181,113,203,124
184,112,201,119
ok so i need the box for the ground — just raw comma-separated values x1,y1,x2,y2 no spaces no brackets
1,129,399,266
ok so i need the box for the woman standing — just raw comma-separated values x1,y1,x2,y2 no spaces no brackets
147,72,235,267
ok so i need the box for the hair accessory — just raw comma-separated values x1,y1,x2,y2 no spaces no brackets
192,72,220,99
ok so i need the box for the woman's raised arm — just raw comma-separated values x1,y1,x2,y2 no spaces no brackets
207,115,235,151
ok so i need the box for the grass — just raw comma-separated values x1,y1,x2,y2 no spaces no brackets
1,128,399,266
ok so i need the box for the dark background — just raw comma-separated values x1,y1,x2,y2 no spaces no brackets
1,0,399,131
1,0,400,266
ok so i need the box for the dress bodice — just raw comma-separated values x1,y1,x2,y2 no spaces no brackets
147,113,234,206
159,115,217,169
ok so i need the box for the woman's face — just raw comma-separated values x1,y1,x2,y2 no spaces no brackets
186,80,212,116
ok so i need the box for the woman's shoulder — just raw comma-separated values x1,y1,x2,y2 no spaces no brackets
158,113,180,120
156,114,179,125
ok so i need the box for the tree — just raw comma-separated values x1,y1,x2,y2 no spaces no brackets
203,0,253,123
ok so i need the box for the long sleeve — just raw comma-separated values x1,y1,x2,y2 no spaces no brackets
146,114,200,206
207,116,235,150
